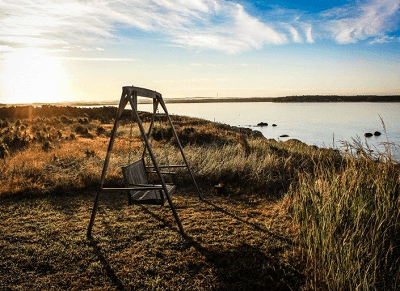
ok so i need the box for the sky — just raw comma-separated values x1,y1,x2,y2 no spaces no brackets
0,0,399,104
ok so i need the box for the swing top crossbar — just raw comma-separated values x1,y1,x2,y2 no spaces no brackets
122,86,161,99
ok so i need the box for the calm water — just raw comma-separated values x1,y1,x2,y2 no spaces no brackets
139,102,400,161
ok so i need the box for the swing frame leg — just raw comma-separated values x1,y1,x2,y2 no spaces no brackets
87,90,125,239
128,95,186,237
158,98,203,200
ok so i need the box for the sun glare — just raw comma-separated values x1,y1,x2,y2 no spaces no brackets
1,48,70,104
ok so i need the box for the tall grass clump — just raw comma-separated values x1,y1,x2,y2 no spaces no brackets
290,142,400,290
159,137,326,197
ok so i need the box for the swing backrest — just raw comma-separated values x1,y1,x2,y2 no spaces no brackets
122,159,148,185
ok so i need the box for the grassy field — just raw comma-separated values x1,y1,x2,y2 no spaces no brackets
0,105,399,290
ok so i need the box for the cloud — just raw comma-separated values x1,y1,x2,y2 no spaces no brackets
0,0,287,54
0,0,399,55
369,35,400,44
304,25,314,43
0,45,14,52
0,0,115,50
323,0,400,44
150,1,288,53
286,25,302,43
63,57,138,62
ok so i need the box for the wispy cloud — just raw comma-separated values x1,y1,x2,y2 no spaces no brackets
286,25,302,43
63,57,138,62
153,1,288,53
0,0,399,55
0,45,13,52
0,0,286,54
303,25,314,43
369,35,400,44
323,0,400,44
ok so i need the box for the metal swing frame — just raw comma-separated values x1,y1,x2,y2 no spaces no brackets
87,86,203,238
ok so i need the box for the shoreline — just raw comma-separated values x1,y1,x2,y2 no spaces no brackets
2,95,400,107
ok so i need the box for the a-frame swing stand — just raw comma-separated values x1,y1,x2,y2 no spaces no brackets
87,86,203,238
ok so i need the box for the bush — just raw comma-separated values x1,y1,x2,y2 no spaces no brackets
0,143,9,159
0,119,9,128
152,126,173,141
151,125,236,147
60,115,73,125
3,132,31,152
96,126,106,136
42,141,53,151
78,117,89,124
75,125,88,135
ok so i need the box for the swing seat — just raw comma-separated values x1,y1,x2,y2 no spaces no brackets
122,159,176,205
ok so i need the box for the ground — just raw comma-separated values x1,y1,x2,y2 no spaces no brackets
0,190,304,291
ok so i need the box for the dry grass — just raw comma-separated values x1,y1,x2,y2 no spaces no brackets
0,191,304,291
0,105,399,290
0,106,306,290
290,141,400,290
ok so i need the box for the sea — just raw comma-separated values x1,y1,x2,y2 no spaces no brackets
89,102,400,162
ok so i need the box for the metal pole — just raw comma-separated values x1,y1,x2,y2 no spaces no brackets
87,91,127,238
128,92,186,237
158,97,203,200
141,99,159,160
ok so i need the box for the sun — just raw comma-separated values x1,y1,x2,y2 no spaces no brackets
0,48,70,104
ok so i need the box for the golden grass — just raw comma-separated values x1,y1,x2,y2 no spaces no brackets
0,105,399,290
290,151,400,290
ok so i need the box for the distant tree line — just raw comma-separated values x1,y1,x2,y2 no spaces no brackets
165,95,400,103
272,95,400,102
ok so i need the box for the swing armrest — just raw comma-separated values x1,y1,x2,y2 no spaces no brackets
128,183,164,189
102,186,163,192
147,170,177,175
145,165,186,169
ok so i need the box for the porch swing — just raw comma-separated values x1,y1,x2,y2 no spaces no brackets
87,86,203,238
121,115,177,206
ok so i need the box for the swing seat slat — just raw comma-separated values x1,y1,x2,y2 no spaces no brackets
129,184,176,205
122,159,176,205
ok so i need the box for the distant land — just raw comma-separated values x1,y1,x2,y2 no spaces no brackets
1,95,400,107
164,95,400,103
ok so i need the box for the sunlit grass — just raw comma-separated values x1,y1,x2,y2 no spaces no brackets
290,142,400,290
0,105,399,290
